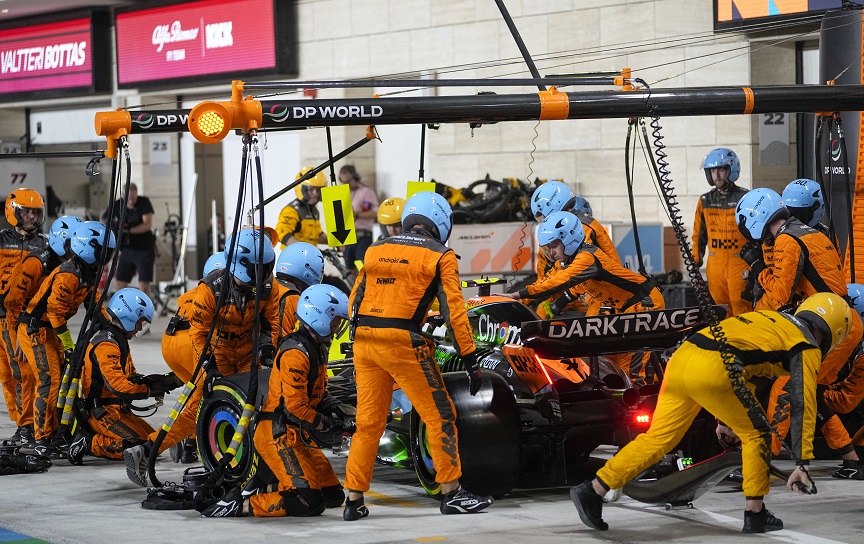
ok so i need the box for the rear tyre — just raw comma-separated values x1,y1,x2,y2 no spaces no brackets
409,371,521,497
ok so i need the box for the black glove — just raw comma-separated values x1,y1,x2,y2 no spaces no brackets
203,367,223,399
258,345,276,368
462,352,482,396
64,349,75,366
320,415,344,434
549,290,576,317
142,372,184,397
739,242,763,268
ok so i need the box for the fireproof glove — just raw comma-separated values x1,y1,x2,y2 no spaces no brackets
258,345,276,368
739,241,763,268
58,329,75,352
462,351,482,396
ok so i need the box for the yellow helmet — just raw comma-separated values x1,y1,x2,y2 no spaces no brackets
6,189,45,230
377,197,406,225
294,167,327,201
794,292,852,354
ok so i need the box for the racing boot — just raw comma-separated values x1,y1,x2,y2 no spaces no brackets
181,438,198,464
123,442,153,487
343,496,369,521
439,486,494,515
743,505,783,533
67,425,94,466
200,487,246,517
18,425,36,450
7,427,21,444
832,459,864,480
570,481,608,531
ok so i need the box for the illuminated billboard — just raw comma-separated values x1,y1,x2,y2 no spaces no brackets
715,1,843,30
0,13,111,101
115,0,296,89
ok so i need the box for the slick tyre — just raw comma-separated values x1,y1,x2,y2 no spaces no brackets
409,371,520,498
196,370,273,488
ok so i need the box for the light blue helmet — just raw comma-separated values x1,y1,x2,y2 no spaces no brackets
70,221,116,265
531,181,573,220
537,211,585,257
203,251,226,277
106,288,154,335
401,192,453,242
296,284,349,337
48,215,82,257
227,228,276,284
847,284,864,321
782,178,824,228
572,195,593,217
703,148,740,185
735,188,789,242
275,242,324,288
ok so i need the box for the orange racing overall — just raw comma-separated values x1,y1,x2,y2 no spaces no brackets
81,325,154,459
0,229,47,427
692,185,750,316
252,328,341,517
18,258,99,441
344,229,476,493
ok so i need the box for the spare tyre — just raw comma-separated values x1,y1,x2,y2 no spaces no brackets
196,370,273,489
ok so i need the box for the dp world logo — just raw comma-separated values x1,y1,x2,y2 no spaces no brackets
831,139,843,162
131,113,154,130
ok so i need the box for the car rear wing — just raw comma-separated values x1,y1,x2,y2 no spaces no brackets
520,306,725,359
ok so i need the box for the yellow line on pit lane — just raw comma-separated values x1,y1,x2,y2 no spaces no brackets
365,490,425,508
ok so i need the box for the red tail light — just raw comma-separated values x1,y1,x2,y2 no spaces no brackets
633,411,651,425
534,355,554,386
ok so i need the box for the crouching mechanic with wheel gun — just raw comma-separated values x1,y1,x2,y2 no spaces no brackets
67,288,183,464
571,293,852,534
199,284,351,517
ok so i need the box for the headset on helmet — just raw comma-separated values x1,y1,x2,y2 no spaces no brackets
537,211,585,257
203,251,227,277
531,181,573,220
5,189,45,231
401,192,453,242
572,195,593,217
781,178,824,228
794,292,852,355
107,288,154,336
275,242,324,288
378,197,406,226
49,216,82,257
702,148,741,185
296,284,349,337
227,228,276,284
846,284,864,321
735,188,789,242
294,167,327,201
70,221,116,265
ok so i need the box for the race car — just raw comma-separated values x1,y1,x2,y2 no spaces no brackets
195,279,718,497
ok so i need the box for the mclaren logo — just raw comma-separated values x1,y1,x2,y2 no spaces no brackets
547,308,702,339
457,234,492,241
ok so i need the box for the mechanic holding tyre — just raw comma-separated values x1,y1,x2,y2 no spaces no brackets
572,292,852,533
199,284,350,518
123,228,281,487
343,191,494,519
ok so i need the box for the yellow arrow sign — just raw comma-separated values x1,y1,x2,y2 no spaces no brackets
322,185,357,247
406,181,436,199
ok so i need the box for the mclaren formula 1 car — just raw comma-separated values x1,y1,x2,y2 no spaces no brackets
195,280,718,497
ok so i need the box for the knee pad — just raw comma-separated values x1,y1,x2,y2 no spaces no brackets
280,488,326,517
322,484,345,508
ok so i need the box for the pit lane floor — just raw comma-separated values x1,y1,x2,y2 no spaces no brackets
1,314,862,544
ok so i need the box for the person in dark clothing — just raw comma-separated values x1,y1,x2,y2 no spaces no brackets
102,184,156,298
